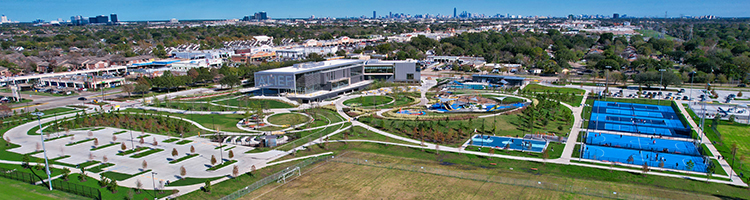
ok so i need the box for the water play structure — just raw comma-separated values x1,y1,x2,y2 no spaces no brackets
429,94,528,113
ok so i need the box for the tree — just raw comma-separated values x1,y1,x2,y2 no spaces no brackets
210,155,217,166
135,179,143,194
121,84,135,97
641,163,650,177
61,167,71,181
87,131,93,138
152,138,158,146
139,137,144,145
79,167,87,181
251,165,256,176
686,160,695,171
542,149,549,165
228,150,234,159
219,75,241,89
102,155,108,163
99,175,109,188
142,160,148,170
172,148,178,157
180,166,187,178
204,180,212,193
232,165,239,179
93,138,99,146
107,179,118,193
121,143,126,150
190,145,195,154
706,162,716,182
112,135,117,142
627,155,634,164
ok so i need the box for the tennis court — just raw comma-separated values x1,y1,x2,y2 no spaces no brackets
470,135,548,153
588,101,691,137
585,132,701,156
581,145,708,173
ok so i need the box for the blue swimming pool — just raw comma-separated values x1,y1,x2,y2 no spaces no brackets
470,135,548,153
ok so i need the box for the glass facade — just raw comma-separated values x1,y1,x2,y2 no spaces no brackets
364,65,393,73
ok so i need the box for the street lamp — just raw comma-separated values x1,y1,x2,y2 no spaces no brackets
605,66,611,101
658,69,666,105
689,71,696,102
151,171,158,199
31,112,52,191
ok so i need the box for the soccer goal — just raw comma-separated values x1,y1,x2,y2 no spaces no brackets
277,166,301,184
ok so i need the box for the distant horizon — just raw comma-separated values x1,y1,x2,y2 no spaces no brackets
3,0,749,22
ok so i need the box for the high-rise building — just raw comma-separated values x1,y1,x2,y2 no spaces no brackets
613,13,619,19
110,13,118,23
389,12,392,18
97,15,108,23
0,15,8,23
454,8,457,18
89,16,97,24
373,11,376,19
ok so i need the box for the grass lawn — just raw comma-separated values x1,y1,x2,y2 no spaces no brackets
168,176,223,187
343,95,394,107
0,177,88,200
523,83,585,94
169,154,199,164
163,138,179,143
130,148,164,158
158,112,247,133
328,126,418,146
176,140,193,145
685,106,750,180
267,113,309,126
116,147,148,156
215,98,295,109
360,112,574,148
65,138,95,146
87,163,115,173
90,142,120,151
207,160,237,171
336,143,749,199
178,157,313,199
0,162,64,178
65,173,173,200
100,169,152,181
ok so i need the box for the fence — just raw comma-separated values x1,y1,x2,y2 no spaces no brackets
0,166,39,184
219,155,332,200
51,179,102,200
332,156,675,200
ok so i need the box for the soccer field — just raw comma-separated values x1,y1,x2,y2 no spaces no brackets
240,152,720,200
243,161,596,200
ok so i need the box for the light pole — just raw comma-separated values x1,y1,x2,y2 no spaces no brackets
129,129,135,150
151,171,158,199
658,69,666,105
31,112,52,191
689,71,696,101
605,66,611,101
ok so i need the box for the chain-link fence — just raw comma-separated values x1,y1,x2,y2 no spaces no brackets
0,166,39,184
51,179,102,200
219,155,332,200
332,156,680,200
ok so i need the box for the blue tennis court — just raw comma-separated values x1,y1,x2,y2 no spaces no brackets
588,101,691,137
585,132,701,156
582,145,708,173
470,135,547,153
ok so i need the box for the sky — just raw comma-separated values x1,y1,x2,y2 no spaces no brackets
2,0,750,22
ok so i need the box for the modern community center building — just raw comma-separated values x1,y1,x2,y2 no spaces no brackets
254,59,420,102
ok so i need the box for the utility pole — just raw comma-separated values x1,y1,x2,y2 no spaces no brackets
658,69,666,105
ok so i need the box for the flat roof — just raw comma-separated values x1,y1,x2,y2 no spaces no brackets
472,74,526,80
258,59,364,74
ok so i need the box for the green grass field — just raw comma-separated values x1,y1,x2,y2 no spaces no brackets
215,98,295,109
0,177,88,200
243,150,724,200
267,113,309,126
685,106,750,181
636,29,678,40
343,95,394,107
523,84,586,94
65,173,173,200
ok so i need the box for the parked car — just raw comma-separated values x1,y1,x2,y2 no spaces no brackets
77,97,87,101
679,89,686,93
682,96,689,100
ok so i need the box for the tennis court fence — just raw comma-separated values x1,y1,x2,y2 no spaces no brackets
584,137,702,156
219,155,332,200
51,179,102,200
332,156,691,200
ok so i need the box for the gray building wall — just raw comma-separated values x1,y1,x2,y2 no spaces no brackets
392,62,419,82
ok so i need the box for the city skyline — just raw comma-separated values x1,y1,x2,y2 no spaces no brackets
2,0,750,22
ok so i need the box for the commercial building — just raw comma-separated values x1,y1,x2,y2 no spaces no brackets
110,14,118,23
363,60,419,83
254,59,419,102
